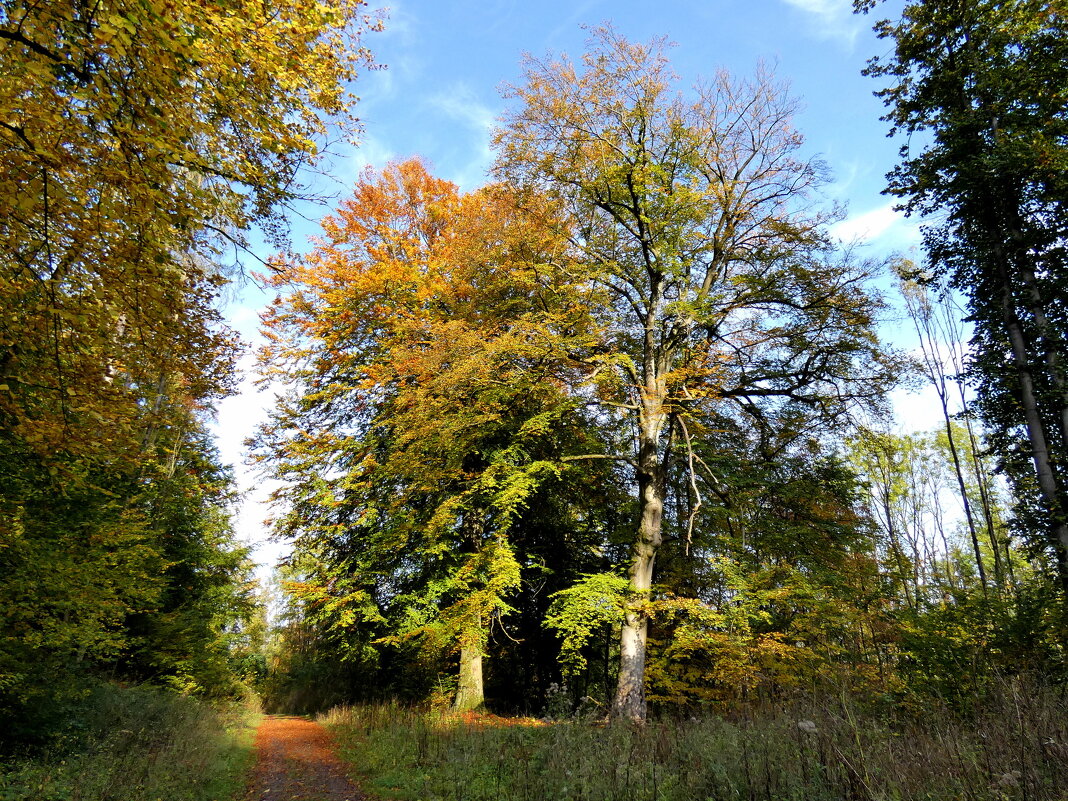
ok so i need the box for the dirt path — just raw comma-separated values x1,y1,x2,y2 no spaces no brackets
245,715,368,801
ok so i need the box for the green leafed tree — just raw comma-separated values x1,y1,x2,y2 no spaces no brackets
856,0,1068,600
494,27,898,720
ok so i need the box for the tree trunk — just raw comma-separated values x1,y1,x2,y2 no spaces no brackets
903,282,990,590
983,189,1068,593
453,641,484,712
941,417,989,593
613,401,667,722
996,276,1068,593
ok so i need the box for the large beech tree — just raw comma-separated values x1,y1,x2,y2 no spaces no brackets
257,159,602,710
494,28,897,720
856,0,1068,597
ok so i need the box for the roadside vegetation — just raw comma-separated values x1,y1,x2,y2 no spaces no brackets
325,681,1068,801
0,684,259,801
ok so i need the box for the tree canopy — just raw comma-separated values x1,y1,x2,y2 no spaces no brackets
857,0,1068,599
0,0,379,741
256,31,903,722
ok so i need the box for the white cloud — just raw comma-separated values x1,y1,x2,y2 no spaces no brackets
832,202,898,241
426,84,497,189
783,0,849,14
889,384,948,434
831,201,921,247
212,323,288,582
780,0,862,45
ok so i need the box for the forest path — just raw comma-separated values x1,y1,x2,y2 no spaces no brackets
245,715,369,801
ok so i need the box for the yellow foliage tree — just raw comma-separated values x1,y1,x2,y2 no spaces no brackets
0,0,377,725
1,0,378,464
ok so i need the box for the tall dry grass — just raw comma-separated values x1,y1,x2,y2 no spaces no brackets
324,677,1068,801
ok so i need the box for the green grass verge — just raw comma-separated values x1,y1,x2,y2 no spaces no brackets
323,684,1068,801
0,684,260,801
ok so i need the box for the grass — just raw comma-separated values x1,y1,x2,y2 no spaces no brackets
0,684,260,801
323,679,1068,801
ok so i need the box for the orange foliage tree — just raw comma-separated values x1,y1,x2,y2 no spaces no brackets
256,159,603,710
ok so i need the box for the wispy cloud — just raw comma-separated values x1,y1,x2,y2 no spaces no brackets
780,0,862,46
344,134,397,178
429,84,497,134
831,201,921,246
427,84,498,189
374,1,415,42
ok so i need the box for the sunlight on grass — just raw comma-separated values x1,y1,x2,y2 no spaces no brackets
324,680,1068,801
0,685,259,801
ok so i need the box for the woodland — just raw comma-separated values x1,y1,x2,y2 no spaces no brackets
2,1,1068,800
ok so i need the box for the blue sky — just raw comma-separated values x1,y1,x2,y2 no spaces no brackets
327,0,911,234
216,0,935,575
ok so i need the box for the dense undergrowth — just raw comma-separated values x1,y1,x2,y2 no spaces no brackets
0,684,258,801
325,679,1068,801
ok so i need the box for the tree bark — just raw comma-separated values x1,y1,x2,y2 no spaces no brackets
983,178,1068,593
613,396,667,722
453,640,485,712
996,274,1068,593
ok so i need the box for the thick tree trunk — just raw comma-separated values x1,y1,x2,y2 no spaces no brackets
613,401,666,722
1018,263,1068,453
983,193,1068,593
453,641,484,712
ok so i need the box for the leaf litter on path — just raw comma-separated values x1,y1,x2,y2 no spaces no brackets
245,715,369,801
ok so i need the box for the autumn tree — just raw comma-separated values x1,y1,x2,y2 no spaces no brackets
856,0,1068,599
256,159,606,711
1,0,377,469
494,28,897,720
0,0,377,733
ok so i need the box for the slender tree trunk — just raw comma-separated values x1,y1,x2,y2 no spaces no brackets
453,639,484,712
877,477,916,612
942,297,1007,588
961,410,1006,588
996,276,1068,594
942,419,989,593
903,282,988,590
